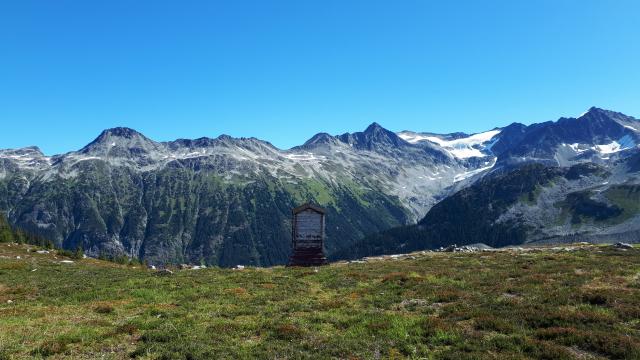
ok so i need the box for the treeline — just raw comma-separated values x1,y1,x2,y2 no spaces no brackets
0,212,52,247
0,212,84,259
0,212,149,266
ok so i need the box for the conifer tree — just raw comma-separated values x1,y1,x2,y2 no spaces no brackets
0,213,15,243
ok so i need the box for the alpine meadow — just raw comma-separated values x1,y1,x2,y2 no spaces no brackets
2,1,640,359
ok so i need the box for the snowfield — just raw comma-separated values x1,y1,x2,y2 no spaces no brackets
399,129,501,159
562,134,637,156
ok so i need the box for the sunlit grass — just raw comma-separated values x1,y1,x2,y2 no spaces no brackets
0,243,639,359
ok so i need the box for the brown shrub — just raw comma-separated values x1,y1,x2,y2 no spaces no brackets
115,323,138,335
94,304,114,314
581,292,608,306
382,272,410,283
226,287,248,297
346,272,370,281
433,289,461,303
318,298,345,310
275,324,304,340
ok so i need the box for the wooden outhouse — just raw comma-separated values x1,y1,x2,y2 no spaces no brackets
288,203,328,266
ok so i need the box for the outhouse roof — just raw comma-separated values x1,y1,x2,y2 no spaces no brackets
292,203,326,215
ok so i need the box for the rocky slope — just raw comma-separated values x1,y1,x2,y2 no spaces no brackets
0,123,481,266
1,107,639,265
338,153,640,260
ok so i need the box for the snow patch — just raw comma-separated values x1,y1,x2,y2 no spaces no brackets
75,156,101,162
454,158,497,182
594,135,636,154
565,143,589,154
285,153,327,162
398,133,433,144
1,154,33,160
564,135,636,156
399,130,501,159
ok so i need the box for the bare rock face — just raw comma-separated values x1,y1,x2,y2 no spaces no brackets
341,155,640,260
1,107,639,266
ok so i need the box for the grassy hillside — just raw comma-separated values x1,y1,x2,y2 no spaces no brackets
1,243,639,359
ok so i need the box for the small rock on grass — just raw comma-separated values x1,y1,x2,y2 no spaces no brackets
154,269,174,276
401,299,428,307
612,242,634,249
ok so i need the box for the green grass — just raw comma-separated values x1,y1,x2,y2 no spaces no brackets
303,179,334,207
605,185,640,224
0,243,639,359
518,183,550,206
555,190,624,226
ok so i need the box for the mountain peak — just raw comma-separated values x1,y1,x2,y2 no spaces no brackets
98,127,146,139
80,127,159,155
577,106,622,120
361,122,401,141
364,122,384,133
573,106,639,127
216,134,233,141
336,122,408,150
583,106,606,116
303,132,336,146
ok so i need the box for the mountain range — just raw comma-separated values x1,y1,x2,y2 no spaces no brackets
1,107,639,266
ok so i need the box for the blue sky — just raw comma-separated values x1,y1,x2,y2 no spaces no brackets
1,0,639,155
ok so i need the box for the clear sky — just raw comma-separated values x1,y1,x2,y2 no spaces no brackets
1,1,639,155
